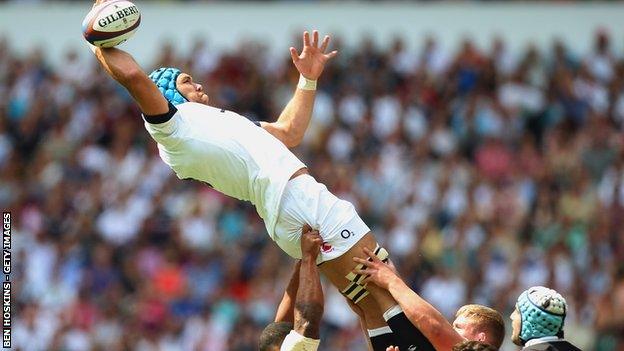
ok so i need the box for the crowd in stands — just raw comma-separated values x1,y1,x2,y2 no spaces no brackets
3,29,624,350
0,0,614,3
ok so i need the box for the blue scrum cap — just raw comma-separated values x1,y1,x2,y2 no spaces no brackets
517,286,567,344
148,67,188,106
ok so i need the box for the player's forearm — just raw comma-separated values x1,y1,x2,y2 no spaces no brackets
386,277,463,350
275,87,316,146
91,46,168,115
274,261,301,323
92,46,144,86
293,256,323,339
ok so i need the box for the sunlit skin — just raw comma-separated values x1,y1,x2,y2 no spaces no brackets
510,307,523,345
173,31,337,108
175,73,209,104
452,315,486,343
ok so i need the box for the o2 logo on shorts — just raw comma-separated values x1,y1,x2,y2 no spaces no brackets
340,229,354,239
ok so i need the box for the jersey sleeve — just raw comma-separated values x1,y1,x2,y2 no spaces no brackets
279,330,320,351
143,102,184,148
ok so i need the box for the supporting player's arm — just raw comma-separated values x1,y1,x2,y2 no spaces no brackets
293,228,324,339
90,46,169,116
274,225,314,323
274,260,301,323
261,30,337,148
384,276,463,350
354,248,464,351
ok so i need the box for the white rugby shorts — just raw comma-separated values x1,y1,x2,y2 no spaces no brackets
280,330,320,351
273,174,370,263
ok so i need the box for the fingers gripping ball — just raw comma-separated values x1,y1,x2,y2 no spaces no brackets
82,1,141,48
148,68,188,106
517,286,567,343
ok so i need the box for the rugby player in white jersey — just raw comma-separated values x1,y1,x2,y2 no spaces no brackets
88,2,434,349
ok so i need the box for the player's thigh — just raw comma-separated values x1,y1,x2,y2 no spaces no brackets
318,231,378,290
320,231,397,328
319,231,398,310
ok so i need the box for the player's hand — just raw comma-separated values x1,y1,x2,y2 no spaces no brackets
352,247,400,290
300,226,322,260
386,346,400,351
93,0,109,8
290,30,338,80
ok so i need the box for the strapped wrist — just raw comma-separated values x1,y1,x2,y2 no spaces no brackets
297,74,317,91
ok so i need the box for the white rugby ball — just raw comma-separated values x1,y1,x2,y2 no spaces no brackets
82,0,141,48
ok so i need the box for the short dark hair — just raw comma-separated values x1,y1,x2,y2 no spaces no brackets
456,304,505,349
259,321,293,351
452,340,498,351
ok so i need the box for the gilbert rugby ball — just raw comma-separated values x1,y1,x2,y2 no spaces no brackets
82,1,141,48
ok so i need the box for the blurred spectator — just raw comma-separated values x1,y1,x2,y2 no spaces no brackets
3,29,624,351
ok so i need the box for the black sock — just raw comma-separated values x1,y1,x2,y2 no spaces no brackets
370,333,397,351
385,308,435,351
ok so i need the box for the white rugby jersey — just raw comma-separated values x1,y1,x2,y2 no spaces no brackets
143,102,306,236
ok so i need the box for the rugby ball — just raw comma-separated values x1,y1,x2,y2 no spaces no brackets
82,0,141,48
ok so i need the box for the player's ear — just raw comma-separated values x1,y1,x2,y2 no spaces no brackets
476,331,486,342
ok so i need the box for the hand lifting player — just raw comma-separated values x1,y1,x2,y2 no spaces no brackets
86,1,436,349
353,248,506,350
259,226,324,351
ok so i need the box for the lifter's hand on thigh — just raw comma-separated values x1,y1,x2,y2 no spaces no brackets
353,247,401,290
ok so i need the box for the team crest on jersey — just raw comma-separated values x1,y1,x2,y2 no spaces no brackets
321,242,333,253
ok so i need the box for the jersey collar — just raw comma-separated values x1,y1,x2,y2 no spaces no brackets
525,336,562,346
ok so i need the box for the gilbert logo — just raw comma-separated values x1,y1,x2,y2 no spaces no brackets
97,5,139,27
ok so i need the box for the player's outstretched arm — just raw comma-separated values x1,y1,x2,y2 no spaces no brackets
88,0,168,116
354,248,464,351
91,46,169,116
293,228,324,339
261,30,338,148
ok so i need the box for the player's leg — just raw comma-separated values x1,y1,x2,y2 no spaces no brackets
319,233,435,351
346,296,398,351
321,233,399,350
273,175,433,349
319,232,388,328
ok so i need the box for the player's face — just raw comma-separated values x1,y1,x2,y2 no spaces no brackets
510,307,522,346
452,315,484,342
176,73,209,104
